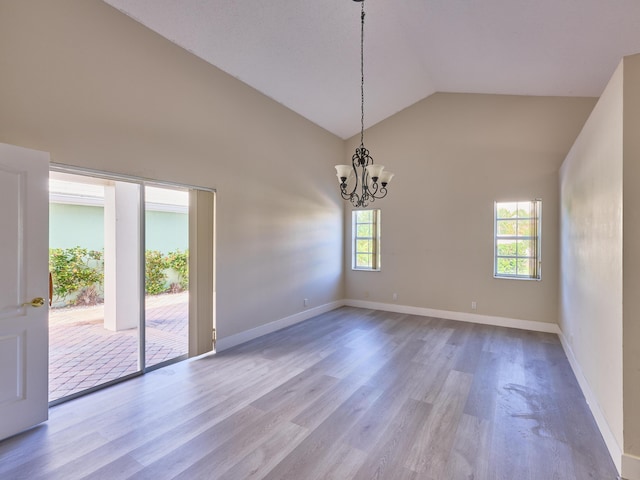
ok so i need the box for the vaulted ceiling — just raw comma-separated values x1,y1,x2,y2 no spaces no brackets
102,0,640,139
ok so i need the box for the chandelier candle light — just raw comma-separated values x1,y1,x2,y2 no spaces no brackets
335,0,394,208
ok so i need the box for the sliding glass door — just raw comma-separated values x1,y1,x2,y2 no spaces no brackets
49,170,204,404
144,186,189,369
49,173,142,402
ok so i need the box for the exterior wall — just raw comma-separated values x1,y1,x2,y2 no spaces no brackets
145,210,188,254
49,203,188,254
559,62,624,462
0,0,344,339
49,203,105,251
344,92,596,325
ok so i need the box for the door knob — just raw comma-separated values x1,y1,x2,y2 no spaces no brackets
22,297,46,308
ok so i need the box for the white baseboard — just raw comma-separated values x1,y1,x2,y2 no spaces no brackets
557,331,623,477
215,301,344,352
344,299,561,334
216,299,559,353
623,454,640,480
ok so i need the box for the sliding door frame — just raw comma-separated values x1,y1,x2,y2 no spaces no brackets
49,163,216,405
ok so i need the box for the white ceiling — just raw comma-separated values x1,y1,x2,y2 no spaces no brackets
102,0,640,139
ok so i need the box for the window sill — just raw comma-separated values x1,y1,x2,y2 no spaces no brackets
493,275,541,281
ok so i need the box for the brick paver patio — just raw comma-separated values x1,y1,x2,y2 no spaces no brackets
49,292,188,402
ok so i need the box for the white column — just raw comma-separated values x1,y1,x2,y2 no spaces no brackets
104,181,141,331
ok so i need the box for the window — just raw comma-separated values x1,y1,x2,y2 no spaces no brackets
352,209,381,271
494,199,541,280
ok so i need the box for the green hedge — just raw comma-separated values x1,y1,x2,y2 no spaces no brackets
49,247,189,306
166,249,189,290
49,247,103,301
145,250,168,295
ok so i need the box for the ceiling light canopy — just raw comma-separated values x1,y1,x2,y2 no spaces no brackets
335,0,394,208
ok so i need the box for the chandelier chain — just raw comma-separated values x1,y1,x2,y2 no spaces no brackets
360,1,365,147
334,0,392,208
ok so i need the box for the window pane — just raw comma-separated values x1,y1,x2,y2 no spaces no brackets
517,202,533,217
517,220,533,236
496,202,518,219
516,239,533,256
356,253,371,268
497,258,517,275
356,239,372,253
516,258,532,276
497,220,516,236
356,210,372,222
497,239,517,256
357,224,372,237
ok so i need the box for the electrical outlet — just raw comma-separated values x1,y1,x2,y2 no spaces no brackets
471,301,477,310
393,293,398,301
304,298,309,307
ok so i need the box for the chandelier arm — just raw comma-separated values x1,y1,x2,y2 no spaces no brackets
350,151,361,193
361,147,374,190
372,186,387,200
340,177,357,199
341,189,355,202
361,174,369,201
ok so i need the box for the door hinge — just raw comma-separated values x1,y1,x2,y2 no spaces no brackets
212,328,217,348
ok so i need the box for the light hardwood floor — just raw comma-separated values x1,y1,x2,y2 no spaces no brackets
0,307,618,479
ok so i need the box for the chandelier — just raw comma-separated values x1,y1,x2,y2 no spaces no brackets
335,0,394,208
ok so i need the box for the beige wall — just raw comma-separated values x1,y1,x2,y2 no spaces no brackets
559,53,640,475
0,0,345,339
344,93,595,324
623,54,640,459
559,62,624,453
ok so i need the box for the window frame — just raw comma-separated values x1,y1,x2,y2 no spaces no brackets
352,209,381,271
494,199,542,280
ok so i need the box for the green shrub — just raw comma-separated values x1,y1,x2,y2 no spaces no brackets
166,249,189,290
145,250,168,295
49,247,104,301
49,247,186,302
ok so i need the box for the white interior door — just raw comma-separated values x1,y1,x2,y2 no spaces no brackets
0,142,50,440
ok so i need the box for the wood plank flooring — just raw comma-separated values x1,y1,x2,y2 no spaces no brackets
0,307,618,479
